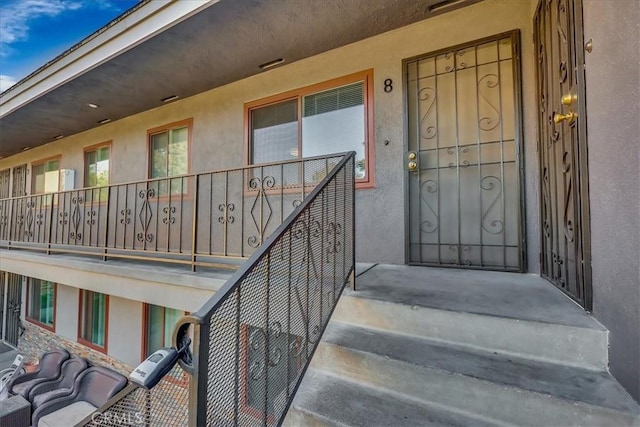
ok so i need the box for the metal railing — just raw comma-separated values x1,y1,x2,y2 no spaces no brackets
0,154,346,270
80,151,355,427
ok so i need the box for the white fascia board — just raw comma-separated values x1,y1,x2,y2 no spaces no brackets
0,0,217,118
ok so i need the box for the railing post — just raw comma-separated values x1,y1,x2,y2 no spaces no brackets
191,175,199,272
351,156,356,291
103,186,111,261
47,194,55,255
187,320,209,427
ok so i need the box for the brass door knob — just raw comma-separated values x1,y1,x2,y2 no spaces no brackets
554,112,577,124
408,152,417,160
408,161,418,171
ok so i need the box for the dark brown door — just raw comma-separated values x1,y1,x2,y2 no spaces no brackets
535,0,592,309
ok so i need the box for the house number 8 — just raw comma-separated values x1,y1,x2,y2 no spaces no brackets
384,78,393,93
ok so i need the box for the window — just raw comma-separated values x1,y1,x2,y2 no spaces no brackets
148,119,191,194
84,144,110,201
26,279,56,330
242,325,302,422
79,290,108,351
31,158,60,194
144,304,183,357
247,70,374,187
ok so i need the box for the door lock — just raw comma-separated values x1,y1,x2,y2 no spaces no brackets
407,152,418,171
554,111,577,124
561,93,577,106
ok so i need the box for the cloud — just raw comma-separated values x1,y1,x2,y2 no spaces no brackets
0,75,18,92
0,0,83,58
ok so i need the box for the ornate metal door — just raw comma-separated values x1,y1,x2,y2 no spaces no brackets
405,31,525,271
4,273,23,347
535,0,591,309
12,164,27,197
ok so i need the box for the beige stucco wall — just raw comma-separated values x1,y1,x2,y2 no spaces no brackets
0,0,539,268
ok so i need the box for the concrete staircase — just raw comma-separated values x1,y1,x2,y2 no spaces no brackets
285,264,640,426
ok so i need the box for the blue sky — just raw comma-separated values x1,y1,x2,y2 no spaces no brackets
0,0,140,92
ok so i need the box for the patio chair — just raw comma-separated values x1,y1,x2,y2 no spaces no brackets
31,366,127,427
6,349,70,399
27,357,89,409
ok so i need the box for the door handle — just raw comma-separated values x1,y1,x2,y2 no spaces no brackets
554,111,577,124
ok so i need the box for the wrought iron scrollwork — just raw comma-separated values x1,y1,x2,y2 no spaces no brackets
480,176,504,235
248,176,275,248
137,189,155,243
217,203,235,224
24,201,35,238
419,180,439,233
120,209,131,225
478,73,501,132
70,196,84,240
419,87,437,140
162,206,176,225
248,321,284,381
325,222,342,261
562,152,574,242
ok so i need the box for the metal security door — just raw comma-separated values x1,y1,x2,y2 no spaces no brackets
406,31,524,271
4,273,23,347
12,164,27,197
535,0,591,309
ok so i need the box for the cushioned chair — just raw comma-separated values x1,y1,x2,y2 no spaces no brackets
28,357,89,409
31,366,127,427
7,349,70,399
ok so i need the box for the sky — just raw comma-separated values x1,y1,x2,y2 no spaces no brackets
0,0,140,92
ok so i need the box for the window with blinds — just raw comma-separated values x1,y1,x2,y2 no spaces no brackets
248,70,373,185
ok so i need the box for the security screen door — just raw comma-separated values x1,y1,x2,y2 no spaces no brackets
406,32,524,271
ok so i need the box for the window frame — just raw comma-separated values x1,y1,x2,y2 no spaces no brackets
83,141,112,204
77,289,109,353
83,141,112,188
141,303,187,360
30,155,61,195
25,278,57,332
244,69,375,189
147,118,193,178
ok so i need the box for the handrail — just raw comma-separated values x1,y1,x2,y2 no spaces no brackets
187,151,355,426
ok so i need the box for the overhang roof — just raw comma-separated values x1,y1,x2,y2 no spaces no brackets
0,0,478,159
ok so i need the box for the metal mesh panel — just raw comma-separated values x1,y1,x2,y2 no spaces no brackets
197,153,355,426
83,365,189,427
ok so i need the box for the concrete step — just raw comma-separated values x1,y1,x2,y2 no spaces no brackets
337,264,609,370
307,321,640,427
285,368,499,427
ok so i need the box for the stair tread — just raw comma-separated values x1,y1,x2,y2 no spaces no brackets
348,264,605,330
322,321,640,415
293,368,497,427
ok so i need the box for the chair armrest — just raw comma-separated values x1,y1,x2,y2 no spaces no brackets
6,370,40,389
31,393,78,427
28,378,64,402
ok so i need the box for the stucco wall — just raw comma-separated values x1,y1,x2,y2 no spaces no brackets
583,0,640,402
0,0,539,270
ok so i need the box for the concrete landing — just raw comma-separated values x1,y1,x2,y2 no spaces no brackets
349,264,602,329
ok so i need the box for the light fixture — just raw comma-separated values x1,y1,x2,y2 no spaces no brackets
87,103,100,108
54,135,64,140
161,95,179,103
22,146,30,151
98,118,112,124
259,58,285,70
427,0,467,13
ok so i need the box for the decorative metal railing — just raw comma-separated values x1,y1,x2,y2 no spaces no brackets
78,152,355,427
0,154,347,270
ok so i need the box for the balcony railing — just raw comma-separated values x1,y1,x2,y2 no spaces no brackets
78,151,356,427
0,154,348,270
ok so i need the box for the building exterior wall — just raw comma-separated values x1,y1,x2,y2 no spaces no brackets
583,0,640,402
0,0,540,269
